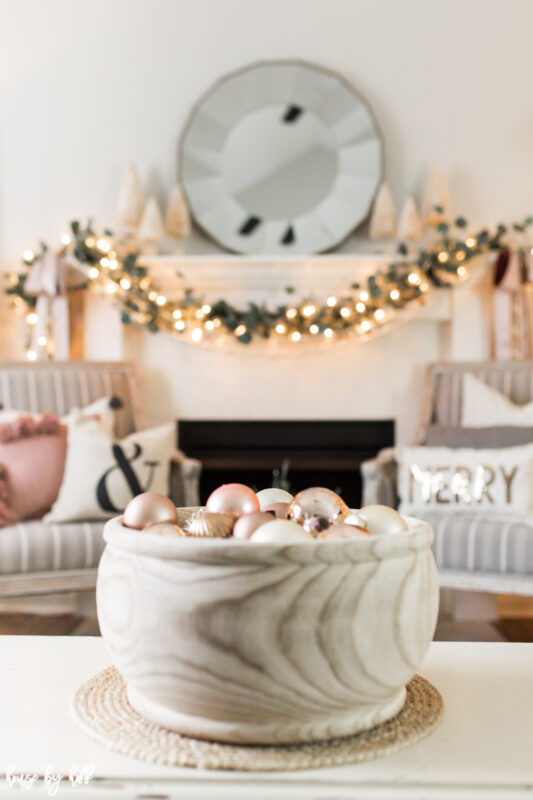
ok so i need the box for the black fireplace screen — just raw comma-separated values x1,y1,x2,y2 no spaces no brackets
178,420,394,508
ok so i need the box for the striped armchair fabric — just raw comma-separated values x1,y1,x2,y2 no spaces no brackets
0,361,201,598
361,361,533,597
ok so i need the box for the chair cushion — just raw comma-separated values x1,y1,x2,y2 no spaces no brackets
0,519,105,575
415,510,533,576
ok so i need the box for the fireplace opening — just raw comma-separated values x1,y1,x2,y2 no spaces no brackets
178,420,394,508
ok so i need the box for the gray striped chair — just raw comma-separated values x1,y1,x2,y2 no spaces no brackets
0,361,201,598
361,361,533,597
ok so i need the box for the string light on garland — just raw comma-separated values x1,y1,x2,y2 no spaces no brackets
4,214,530,357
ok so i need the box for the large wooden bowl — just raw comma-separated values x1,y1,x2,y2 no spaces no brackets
97,508,439,745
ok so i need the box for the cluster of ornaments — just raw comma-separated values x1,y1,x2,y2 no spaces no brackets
122,484,408,542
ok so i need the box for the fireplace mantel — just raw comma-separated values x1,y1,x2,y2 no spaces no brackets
141,250,453,319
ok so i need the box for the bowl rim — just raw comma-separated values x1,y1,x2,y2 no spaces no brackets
103,508,433,566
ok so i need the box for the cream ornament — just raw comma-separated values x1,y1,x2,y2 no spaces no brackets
117,163,144,229
138,197,166,243
250,519,313,543
422,163,451,226
256,488,293,509
165,185,191,239
359,504,408,535
369,183,397,240
398,196,423,241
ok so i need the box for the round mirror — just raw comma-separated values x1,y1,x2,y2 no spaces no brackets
180,61,383,255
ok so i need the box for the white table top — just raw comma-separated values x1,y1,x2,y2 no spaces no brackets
0,637,531,799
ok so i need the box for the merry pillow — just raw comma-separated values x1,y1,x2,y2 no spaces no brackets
395,442,533,517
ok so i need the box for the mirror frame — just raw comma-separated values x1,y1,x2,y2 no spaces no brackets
179,60,383,255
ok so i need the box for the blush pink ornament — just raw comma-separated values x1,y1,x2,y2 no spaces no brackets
262,502,290,519
123,492,178,530
144,521,186,536
233,511,275,540
205,483,259,517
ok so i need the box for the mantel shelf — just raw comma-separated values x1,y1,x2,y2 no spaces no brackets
140,230,406,266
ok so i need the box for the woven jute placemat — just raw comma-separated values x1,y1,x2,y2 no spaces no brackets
71,666,443,771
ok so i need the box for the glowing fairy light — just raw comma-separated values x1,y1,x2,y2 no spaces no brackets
291,331,301,342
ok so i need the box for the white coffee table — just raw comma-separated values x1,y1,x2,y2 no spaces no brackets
0,637,531,799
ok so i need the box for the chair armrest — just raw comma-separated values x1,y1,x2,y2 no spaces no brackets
360,447,399,509
169,454,202,508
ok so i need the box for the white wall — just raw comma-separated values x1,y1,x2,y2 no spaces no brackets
0,0,528,437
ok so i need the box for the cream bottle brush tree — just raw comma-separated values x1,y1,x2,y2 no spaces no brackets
369,183,397,240
398,196,423,241
138,197,166,244
165,185,191,239
117,163,144,229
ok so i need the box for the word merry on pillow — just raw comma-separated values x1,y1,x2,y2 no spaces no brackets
45,420,176,523
395,443,533,516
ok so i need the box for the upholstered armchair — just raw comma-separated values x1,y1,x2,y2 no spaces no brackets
361,361,533,597
0,361,201,598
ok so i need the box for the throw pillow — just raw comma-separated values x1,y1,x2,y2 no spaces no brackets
45,420,176,523
395,442,533,516
0,396,116,438
0,413,67,525
462,373,533,427
425,425,533,449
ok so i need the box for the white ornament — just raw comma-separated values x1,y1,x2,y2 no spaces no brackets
138,197,165,243
165,185,191,239
422,163,452,226
251,519,313,543
397,196,423,241
256,488,293,509
369,183,397,240
117,163,144,229
359,505,408,535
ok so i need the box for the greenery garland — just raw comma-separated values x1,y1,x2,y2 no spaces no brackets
5,214,532,356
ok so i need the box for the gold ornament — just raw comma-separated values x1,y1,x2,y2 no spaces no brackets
185,511,235,538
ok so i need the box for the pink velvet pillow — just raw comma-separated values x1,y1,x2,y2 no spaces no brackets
0,414,67,525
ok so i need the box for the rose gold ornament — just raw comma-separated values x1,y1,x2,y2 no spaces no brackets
262,502,290,519
123,492,178,530
288,488,349,529
144,521,186,536
205,483,260,517
185,511,234,538
317,523,370,540
233,511,275,540
302,515,331,535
